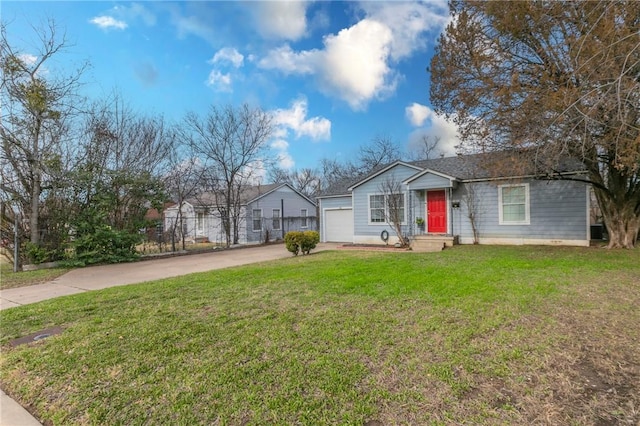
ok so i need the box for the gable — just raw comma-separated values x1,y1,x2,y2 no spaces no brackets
404,169,456,189
348,161,422,191
351,163,421,194
246,186,316,211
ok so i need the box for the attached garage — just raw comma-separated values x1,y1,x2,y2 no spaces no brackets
323,209,353,242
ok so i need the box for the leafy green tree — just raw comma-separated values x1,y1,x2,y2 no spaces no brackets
65,95,170,264
431,0,640,248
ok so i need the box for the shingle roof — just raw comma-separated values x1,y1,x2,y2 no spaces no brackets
318,176,362,198
411,151,585,180
317,150,585,197
185,183,286,207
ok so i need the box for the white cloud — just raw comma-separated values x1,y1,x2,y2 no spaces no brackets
271,139,295,169
271,139,290,151
272,98,331,141
18,54,37,66
259,19,396,110
318,19,396,110
89,16,128,30
253,1,308,41
405,102,431,127
359,1,450,61
277,151,295,170
269,97,331,170
209,47,244,68
172,13,216,44
205,70,232,92
258,45,317,75
257,1,450,111
112,3,156,26
406,105,460,157
127,3,157,26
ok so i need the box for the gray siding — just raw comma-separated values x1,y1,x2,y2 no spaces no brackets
407,172,452,189
245,186,317,243
352,164,418,242
319,196,352,240
452,179,588,243
319,196,352,210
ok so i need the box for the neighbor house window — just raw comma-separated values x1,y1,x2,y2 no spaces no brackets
301,209,308,228
499,184,530,225
196,212,204,233
272,209,281,230
252,209,262,231
369,193,405,224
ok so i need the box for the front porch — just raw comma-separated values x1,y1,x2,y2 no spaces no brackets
410,234,457,252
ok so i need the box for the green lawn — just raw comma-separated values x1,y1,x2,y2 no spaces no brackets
0,262,70,290
1,246,638,425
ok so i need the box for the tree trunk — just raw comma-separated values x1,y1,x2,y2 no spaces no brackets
594,189,639,249
30,175,41,245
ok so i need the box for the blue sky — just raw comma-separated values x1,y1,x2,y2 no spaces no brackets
3,1,460,171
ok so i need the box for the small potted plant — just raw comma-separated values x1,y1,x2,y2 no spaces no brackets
415,217,425,233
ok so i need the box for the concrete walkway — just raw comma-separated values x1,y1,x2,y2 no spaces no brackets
0,243,338,425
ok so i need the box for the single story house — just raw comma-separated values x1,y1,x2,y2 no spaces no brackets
318,151,592,248
164,183,317,245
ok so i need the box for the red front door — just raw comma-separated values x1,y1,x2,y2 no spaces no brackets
427,190,447,233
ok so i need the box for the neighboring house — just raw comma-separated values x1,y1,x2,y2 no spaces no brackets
318,151,591,248
164,183,317,245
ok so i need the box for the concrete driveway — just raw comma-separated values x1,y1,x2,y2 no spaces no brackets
0,243,339,310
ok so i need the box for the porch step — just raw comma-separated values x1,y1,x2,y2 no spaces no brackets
410,235,455,252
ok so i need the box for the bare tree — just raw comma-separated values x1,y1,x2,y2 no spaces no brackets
183,104,274,247
163,135,204,251
431,1,640,248
73,94,171,231
378,177,409,247
318,135,402,192
268,167,322,199
356,134,401,174
0,19,88,246
408,135,443,161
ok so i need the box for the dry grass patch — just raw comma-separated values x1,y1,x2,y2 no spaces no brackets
0,262,69,290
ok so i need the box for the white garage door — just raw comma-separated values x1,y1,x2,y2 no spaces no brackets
324,209,353,242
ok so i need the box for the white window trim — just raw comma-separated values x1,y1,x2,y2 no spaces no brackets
367,192,406,225
498,183,530,225
272,208,281,230
252,209,262,232
301,209,308,228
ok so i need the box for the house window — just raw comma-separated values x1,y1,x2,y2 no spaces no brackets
499,184,530,225
196,212,204,233
369,194,386,223
301,209,308,228
272,209,281,230
369,193,405,224
252,209,262,231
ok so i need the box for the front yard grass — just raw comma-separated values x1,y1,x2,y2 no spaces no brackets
0,246,638,425
0,262,69,290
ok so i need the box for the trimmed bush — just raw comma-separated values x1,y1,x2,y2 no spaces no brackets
285,231,319,256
